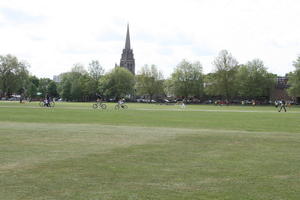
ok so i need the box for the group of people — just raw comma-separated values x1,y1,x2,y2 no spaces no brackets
96,93,125,107
42,92,290,112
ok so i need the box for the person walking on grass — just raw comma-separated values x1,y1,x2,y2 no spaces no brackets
181,99,186,109
278,99,287,112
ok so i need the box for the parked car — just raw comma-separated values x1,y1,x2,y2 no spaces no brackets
8,97,18,101
136,99,144,103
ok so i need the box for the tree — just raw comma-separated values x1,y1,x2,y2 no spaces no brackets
163,78,174,97
25,76,39,99
59,74,72,101
47,81,59,98
36,78,59,99
59,72,82,101
0,54,29,97
38,78,51,97
208,50,239,100
88,60,104,99
288,56,300,98
70,79,82,101
170,60,204,98
136,64,164,102
71,63,87,75
58,62,100,102
235,59,275,99
79,74,93,101
101,67,135,99
88,60,104,82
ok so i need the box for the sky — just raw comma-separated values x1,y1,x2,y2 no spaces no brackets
0,0,300,79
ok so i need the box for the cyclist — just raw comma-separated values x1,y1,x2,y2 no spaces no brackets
96,93,102,103
45,93,51,107
118,97,125,108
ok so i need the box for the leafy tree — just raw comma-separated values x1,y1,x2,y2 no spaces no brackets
70,79,82,101
47,81,59,98
38,78,51,97
235,59,275,99
170,60,204,98
288,56,300,98
204,73,217,97
0,54,29,97
59,72,80,101
59,70,94,102
30,75,39,87
88,60,105,99
37,78,59,99
25,76,39,99
163,78,174,97
88,60,104,82
60,74,72,101
136,64,164,102
79,74,93,101
71,63,87,74
207,50,239,100
101,67,135,100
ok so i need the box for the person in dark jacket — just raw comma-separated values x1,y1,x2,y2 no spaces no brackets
45,93,51,107
278,99,287,112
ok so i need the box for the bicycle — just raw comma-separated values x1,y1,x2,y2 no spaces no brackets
92,102,107,109
39,100,55,107
114,103,128,110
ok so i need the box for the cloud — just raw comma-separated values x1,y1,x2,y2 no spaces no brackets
0,0,300,78
97,31,124,42
0,7,45,24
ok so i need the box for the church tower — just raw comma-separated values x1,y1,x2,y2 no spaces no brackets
120,24,135,75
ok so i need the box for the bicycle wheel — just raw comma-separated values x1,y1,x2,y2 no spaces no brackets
114,104,120,110
92,104,98,109
39,101,44,107
50,102,55,107
122,105,128,109
101,104,107,109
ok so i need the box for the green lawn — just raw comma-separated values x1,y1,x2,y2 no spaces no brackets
1,101,300,199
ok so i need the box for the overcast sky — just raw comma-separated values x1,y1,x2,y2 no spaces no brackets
0,0,300,78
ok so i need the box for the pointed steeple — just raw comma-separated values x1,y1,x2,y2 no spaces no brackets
125,24,131,49
120,24,135,75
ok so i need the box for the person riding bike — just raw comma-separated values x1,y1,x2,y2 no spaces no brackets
96,93,102,103
45,93,51,107
118,97,125,108
92,93,107,109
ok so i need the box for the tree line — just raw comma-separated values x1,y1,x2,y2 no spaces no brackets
1,50,300,102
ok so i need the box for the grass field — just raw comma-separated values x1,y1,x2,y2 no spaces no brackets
1,101,300,200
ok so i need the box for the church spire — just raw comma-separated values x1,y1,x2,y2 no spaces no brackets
120,24,135,75
125,24,131,50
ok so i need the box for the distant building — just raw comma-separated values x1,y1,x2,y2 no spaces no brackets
53,75,61,83
275,76,289,89
120,24,135,75
271,76,291,101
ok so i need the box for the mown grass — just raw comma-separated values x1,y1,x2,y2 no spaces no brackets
0,101,300,199
1,101,300,133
